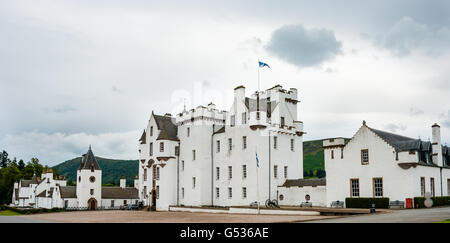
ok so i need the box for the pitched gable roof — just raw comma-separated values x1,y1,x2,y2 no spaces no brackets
59,186,76,198
367,126,436,152
78,146,101,170
154,114,179,141
101,187,139,199
281,178,326,187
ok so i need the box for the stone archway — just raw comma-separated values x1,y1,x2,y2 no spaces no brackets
87,198,97,210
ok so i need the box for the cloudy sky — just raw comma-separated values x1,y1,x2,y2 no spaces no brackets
0,0,449,166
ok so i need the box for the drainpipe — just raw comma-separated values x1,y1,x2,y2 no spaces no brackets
268,131,271,200
440,167,443,196
211,124,215,206
177,141,180,206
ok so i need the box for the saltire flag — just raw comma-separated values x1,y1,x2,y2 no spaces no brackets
258,61,270,69
255,152,259,167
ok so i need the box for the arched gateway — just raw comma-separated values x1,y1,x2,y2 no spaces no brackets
87,198,97,210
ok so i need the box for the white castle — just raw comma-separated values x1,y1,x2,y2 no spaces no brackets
11,147,139,210
137,85,305,210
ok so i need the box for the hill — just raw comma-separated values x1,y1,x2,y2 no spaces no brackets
52,139,346,184
52,157,138,186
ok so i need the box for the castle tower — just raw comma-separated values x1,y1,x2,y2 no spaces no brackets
431,123,443,167
76,146,102,209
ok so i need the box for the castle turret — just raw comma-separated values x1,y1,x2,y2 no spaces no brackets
432,123,443,167
76,146,102,209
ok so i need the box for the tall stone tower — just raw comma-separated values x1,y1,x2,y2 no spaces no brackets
76,146,102,209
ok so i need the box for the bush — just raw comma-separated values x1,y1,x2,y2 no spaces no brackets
414,196,450,208
1,205,64,214
345,197,390,209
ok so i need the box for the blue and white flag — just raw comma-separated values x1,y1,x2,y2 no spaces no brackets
255,152,259,167
258,61,270,69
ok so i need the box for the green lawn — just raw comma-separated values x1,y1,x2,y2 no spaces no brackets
434,219,450,223
0,210,22,216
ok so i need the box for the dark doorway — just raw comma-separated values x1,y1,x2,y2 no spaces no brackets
88,198,97,210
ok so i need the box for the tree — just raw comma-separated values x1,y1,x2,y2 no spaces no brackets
18,160,25,171
316,169,326,178
0,150,10,168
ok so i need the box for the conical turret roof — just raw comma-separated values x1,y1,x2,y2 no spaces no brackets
78,146,101,170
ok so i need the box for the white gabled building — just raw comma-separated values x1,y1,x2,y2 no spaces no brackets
138,85,305,211
324,121,450,207
11,147,140,210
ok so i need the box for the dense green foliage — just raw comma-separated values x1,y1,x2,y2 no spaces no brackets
302,139,349,178
414,196,450,208
345,197,390,208
52,157,138,186
0,205,63,214
0,150,54,205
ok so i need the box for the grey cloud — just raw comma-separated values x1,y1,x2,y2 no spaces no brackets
442,110,450,128
375,16,450,57
265,24,342,68
383,123,407,133
52,105,77,113
409,107,424,116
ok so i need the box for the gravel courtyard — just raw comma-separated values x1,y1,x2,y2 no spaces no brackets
18,210,337,223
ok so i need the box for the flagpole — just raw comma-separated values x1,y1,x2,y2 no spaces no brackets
256,149,260,214
257,59,260,92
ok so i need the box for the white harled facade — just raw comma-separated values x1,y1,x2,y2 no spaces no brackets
138,85,305,211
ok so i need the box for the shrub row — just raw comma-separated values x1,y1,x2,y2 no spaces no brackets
345,197,390,209
413,196,450,208
0,205,64,214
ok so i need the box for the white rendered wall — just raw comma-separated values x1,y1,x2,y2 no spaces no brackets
278,186,326,207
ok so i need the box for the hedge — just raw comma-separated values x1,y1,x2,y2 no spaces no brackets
0,205,64,214
345,197,390,209
414,196,450,208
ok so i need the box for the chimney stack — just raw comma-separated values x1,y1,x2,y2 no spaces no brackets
432,123,443,166
120,175,126,189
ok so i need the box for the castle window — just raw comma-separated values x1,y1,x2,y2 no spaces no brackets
156,167,160,180
156,186,159,199
192,177,196,189
242,187,247,199
284,166,288,178
331,150,334,159
242,136,247,149
361,149,369,165
231,115,235,127
242,165,247,179
273,136,277,149
216,188,220,198
341,148,344,159
256,112,260,120
228,187,232,199
182,161,184,171
187,127,190,137
150,143,153,156
150,126,153,136
192,150,196,160
430,178,435,197
280,117,285,127
175,146,179,156
124,200,127,205
91,166,94,172
78,176,81,182
228,166,232,180
242,112,247,124
182,188,184,199
373,178,383,197
228,138,232,151
420,177,425,196
89,176,96,183
153,166,157,179
350,179,360,197
216,167,220,180
160,142,164,152
90,189,94,195
274,165,278,178
290,139,294,151
216,140,220,153
111,200,114,208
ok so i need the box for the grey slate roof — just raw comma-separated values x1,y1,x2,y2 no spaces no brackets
59,186,77,198
21,180,32,187
101,187,139,199
154,115,179,141
139,129,146,144
78,146,101,170
37,188,54,198
281,178,326,187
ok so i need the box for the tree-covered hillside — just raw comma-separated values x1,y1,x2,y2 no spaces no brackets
52,157,138,186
